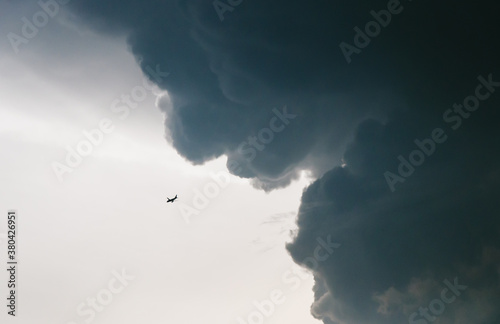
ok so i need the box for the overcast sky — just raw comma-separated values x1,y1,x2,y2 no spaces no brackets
1,1,500,324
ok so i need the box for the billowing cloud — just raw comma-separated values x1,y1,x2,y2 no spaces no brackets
61,0,500,322
64,0,499,185
64,0,441,189
287,108,500,323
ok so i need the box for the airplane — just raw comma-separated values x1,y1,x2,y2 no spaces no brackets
166,195,178,203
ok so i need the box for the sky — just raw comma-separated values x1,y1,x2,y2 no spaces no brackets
1,0,499,324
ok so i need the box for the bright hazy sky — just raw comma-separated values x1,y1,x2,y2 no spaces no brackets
0,3,318,324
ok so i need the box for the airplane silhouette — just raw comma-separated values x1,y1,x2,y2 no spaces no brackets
166,195,178,203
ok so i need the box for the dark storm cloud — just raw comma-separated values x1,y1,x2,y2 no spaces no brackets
21,0,497,186
64,0,499,187
61,0,500,322
287,107,500,323
62,0,423,189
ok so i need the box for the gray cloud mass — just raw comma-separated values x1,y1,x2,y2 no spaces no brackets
60,0,500,322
